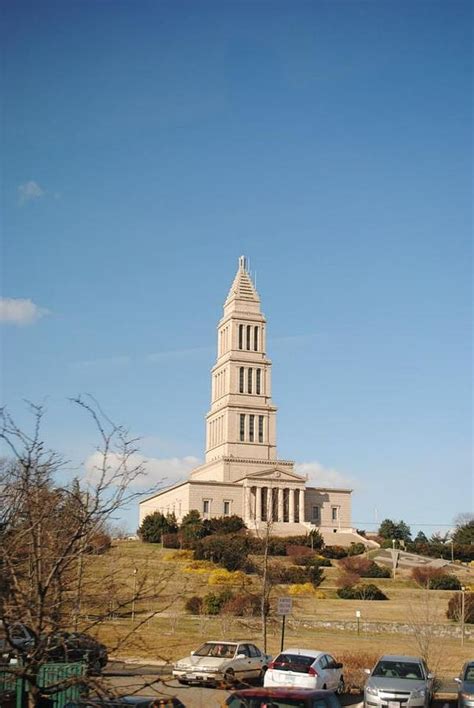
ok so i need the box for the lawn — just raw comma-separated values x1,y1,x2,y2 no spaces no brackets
85,541,472,679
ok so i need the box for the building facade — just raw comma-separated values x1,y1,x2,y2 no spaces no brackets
140,257,362,544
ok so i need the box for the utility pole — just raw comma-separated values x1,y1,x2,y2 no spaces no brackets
461,586,466,646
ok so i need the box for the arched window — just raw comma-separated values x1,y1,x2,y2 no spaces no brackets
248,368,253,394
238,324,243,350
239,367,244,393
246,325,251,350
256,368,261,394
254,326,258,351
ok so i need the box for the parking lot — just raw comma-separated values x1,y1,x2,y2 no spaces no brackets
103,662,459,708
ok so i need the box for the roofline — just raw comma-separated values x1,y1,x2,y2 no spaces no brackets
306,486,353,493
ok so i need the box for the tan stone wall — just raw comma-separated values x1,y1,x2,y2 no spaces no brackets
138,484,190,525
188,482,243,519
305,487,352,530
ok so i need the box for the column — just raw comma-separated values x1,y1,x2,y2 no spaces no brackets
299,488,305,523
255,486,262,522
277,487,284,522
289,488,295,523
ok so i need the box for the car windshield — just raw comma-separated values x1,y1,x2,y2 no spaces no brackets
226,699,338,708
464,665,474,682
372,661,423,679
194,643,236,658
272,654,316,674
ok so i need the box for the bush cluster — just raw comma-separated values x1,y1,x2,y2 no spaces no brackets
340,556,390,578
411,567,461,590
337,583,388,600
447,592,474,623
408,542,474,563
347,543,367,556
322,545,349,559
162,533,180,548
293,554,331,568
185,590,261,616
194,534,250,571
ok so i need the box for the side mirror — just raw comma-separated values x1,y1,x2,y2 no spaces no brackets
364,669,371,675
190,651,195,656
427,673,434,680
454,678,461,684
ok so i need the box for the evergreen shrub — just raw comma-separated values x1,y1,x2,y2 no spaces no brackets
337,583,388,600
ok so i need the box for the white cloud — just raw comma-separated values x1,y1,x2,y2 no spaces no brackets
18,181,45,204
0,297,49,325
295,460,355,490
84,451,201,489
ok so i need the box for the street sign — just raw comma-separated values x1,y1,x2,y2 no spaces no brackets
277,597,292,615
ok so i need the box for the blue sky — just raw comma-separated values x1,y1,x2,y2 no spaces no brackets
1,0,472,534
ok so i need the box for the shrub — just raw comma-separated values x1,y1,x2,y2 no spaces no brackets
194,534,250,571
222,592,260,616
293,554,331,568
276,566,310,584
203,515,247,536
339,652,380,691
286,544,313,558
288,583,320,596
337,583,388,600
162,533,180,548
208,569,247,586
203,589,234,615
139,511,178,543
307,564,325,587
447,592,474,623
340,557,390,578
429,574,461,590
322,545,348,559
337,571,361,589
86,531,112,554
185,596,203,614
348,543,367,556
411,566,443,587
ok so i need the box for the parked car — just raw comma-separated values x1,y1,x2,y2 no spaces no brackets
65,698,185,707
0,623,107,675
364,655,434,708
44,632,108,674
172,640,271,686
225,687,342,708
454,660,474,708
264,649,344,694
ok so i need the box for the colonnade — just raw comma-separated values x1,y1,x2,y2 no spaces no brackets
244,485,305,523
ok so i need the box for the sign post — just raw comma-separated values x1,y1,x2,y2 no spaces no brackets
355,609,361,635
277,597,292,652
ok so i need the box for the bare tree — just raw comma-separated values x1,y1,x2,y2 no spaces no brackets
0,399,173,707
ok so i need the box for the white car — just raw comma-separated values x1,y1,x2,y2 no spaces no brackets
173,640,271,686
264,648,344,694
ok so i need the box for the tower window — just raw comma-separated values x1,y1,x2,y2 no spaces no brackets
240,414,245,442
258,415,264,443
256,368,261,394
249,414,255,442
254,326,258,351
203,499,210,515
248,367,253,394
223,500,230,516
246,325,251,350
239,367,244,393
332,506,339,522
238,324,243,350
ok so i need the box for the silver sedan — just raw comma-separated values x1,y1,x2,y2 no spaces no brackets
455,661,474,708
364,655,434,708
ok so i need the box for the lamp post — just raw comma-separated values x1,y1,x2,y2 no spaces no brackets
356,610,361,636
131,568,138,622
450,539,454,564
392,539,397,579
461,586,466,646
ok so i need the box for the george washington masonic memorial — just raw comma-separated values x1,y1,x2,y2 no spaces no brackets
139,256,363,545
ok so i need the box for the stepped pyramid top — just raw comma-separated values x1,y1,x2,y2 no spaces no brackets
224,255,260,309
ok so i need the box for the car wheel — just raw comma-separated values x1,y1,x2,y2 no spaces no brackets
177,679,188,686
336,677,345,695
224,669,235,687
323,684,327,690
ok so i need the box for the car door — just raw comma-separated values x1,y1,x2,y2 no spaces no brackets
235,644,255,679
247,644,264,677
325,654,341,690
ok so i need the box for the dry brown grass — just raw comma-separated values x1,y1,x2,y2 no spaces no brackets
83,541,473,679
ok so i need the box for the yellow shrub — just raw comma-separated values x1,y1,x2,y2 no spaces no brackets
288,583,320,596
165,550,193,561
184,560,215,574
208,569,247,586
